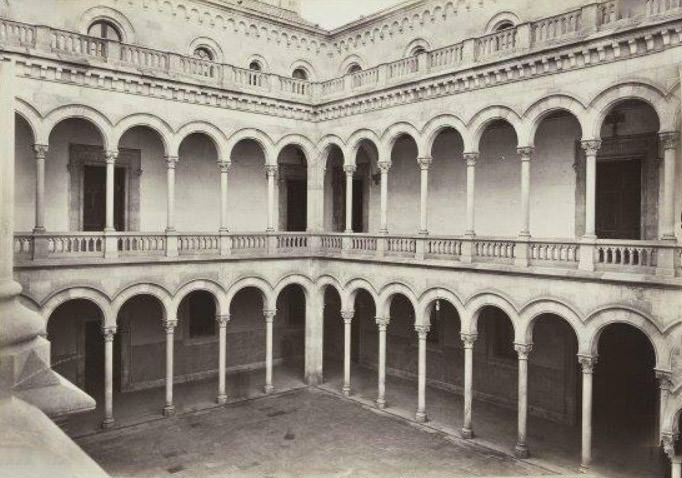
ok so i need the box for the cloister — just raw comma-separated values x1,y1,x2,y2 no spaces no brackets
2,0,682,477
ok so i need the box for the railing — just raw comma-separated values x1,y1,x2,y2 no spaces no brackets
179,56,218,79
532,9,582,44
0,19,35,48
120,45,169,71
233,66,268,89
645,0,682,16
428,43,463,70
351,69,378,89
599,1,619,25
476,27,517,60
280,77,309,96
50,30,106,58
387,56,418,81
320,77,345,96
12,232,681,279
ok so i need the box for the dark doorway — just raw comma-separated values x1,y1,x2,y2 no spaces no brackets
286,179,307,231
83,165,126,231
84,320,104,396
352,178,364,233
596,158,641,239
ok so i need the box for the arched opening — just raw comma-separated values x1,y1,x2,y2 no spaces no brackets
292,67,308,80
349,139,376,233
347,63,362,74
477,120,519,236
594,100,660,240
229,139,268,231
248,60,262,71
48,118,108,231
348,289,377,400
321,285,343,381
275,284,307,383
117,126,166,232
192,46,215,61
593,323,661,475
429,127,466,235
14,113,36,232
533,111,582,238
87,20,122,41
277,145,308,232
321,144,348,232
388,134,419,234
494,20,515,31
177,133,219,231
410,46,427,56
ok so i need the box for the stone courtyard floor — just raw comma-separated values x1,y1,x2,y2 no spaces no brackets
77,387,557,478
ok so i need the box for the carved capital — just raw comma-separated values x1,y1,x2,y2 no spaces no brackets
415,324,431,338
102,326,117,341
341,309,354,321
578,354,598,373
165,155,179,169
461,333,478,348
417,156,433,170
263,309,276,323
218,160,232,173
34,144,48,159
662,433,678,460
656,369,673,391
343,164,357,175
514,343,534,359
660,132,679,151
580,140,602,156
377,161,391,173
104,150,119,164
216,314,231,327
162,320,178,333
375,317,390,330
517,147,534,161
463,152,479,167
265,164,279,177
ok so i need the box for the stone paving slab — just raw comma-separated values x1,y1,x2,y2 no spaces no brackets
77,388,557,478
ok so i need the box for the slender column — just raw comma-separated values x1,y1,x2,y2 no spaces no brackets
657,370,673,439
33,144,48,233
674,458,682,478
341,309,354,396
218,161,231,232
517,147,534,237
378,161,391,234
660,132,679,239
266,165,278,232
344,165,356,233
417,157,432,235
102,326,116,429
216,314,230,404
463,153,479,236
376,317,390,408
578,354,598,473
514,343,533,458
165,155,178,232
663,434,681,478
461,333,477,438
163,320,177,417
104,150,118,231
415,324,430,422
264,309,275,393
581,141,601,238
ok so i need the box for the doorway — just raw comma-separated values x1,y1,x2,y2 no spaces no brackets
286,179,307,231
82,165,126,231
596,158,641,239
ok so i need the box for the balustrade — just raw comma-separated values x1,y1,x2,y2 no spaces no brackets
13,234,33,260
179,56,218,79
387,237,417,255
0,19,35,47
231,234,268,252
320,235,342,251
51,30,106,58
350,235,378,253
233,66,267,89
280,77,309,96
529,240,579,265
474,239,516,261
476,28,517,60
428,44,464,70
387,56,418,81
595,241,658,270
118,234,166,256
646,0,682,16
178,234,220,254
120,45,169,71
599,1,619,25
426,238,462,259
351,69,379,89
277,234,308,250
532,9,582,44
46,233,105,258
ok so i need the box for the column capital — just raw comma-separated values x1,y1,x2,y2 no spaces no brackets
216,314,231,326
263,309,276,322
514,343,534,359
580,139,602,156
517,146,534,160
165,155,179,169
578,354,598,373
375,317,390,329
162,320,178,333
343,164,357,175
461,333,478,348
417,156,433,170
33,144,48,159
662,432,679,460
463,152,479,167
102,326,117,340
341,309,354,321
377,161,391,173
415,324,431,338
656,369,674,391
218,160,232,173
104,149,119,164
265,164,279,177
660,131,679,151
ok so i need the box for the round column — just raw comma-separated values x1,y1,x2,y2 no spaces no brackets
514,343,533,458
341,309,354,396
417,157,432,235
344,165,356,233
378,162,391,234
218,161,231,232
376,317,390,409
165,156,178,232
163,320,177,417
415,324,430,422
578,354,598,473
101,326,116,429
264,309,275,393
33,144,48,233
461,333,477,439
463,153,479,237
216,314,230,404
517,147,534,237
659,132,678,239
265,165,278,232
580,141,601,238
104,150,119,232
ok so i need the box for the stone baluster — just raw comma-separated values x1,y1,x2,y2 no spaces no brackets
341,309,354,396
163,319,177,416
102,326,117,429
344,165,356,233
461,333,477,438
216,314,231,404
417,157,432,235
33,144,48,233
376,317,390,408
415,324,430,422
264,309,276,393
578,354,598,473
514,343,533,458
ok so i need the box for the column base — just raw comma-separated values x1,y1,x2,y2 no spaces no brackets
101,418,115,429
342,385,351,397
461,427,474,439
415,410,427,423
216,394,227,405
578,464,590,474
376,397,386,409
514,443,530,459
379,229,388,235
264,384,274,394
32,226,46,234
162,405,175,417
418,229,429,236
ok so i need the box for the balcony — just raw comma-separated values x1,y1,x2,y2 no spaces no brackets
13,231,682,283
1,0,681,105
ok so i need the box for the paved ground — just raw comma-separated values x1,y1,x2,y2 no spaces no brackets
77,387,554,478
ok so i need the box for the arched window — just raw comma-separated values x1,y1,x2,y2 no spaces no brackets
87,20,121,41
193,47,214,61
249,61,262,71
347,63,362,74
292,68,308,80
494,20,515,31
411,46,427,56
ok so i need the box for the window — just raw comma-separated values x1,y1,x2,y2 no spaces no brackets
87,20,121,41
411,46,427,56
494,21,515,31
347,63,362,74
188,291,216,338
249,61,262,71
193,47,214,61
292,68,308,80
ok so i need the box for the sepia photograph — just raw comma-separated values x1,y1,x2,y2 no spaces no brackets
0,0,681,477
